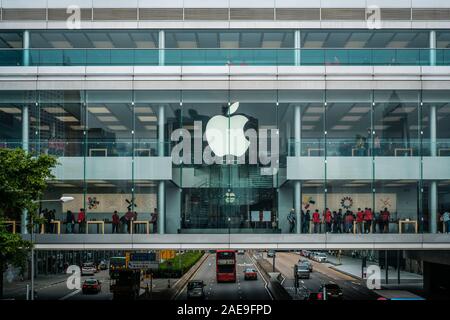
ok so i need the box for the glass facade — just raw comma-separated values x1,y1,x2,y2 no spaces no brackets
1,89,449,234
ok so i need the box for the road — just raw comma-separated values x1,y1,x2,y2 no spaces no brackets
33,270,112,300
176,253,272,300
264,252,379,300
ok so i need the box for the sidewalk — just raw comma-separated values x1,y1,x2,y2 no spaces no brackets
3,273,68,299
326,254,423,285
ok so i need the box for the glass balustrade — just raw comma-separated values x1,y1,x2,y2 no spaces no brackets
1,48,449,67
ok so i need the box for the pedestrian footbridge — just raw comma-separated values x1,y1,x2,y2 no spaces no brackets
23,234,450,250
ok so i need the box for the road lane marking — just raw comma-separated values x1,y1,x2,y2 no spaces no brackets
247,252,273,300
60,289,81,300
174,253,210,300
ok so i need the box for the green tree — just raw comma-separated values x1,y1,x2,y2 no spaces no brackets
0,148,57,298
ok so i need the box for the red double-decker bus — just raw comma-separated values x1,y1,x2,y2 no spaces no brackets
216,250,236,283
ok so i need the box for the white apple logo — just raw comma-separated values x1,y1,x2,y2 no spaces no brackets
205,102,250,157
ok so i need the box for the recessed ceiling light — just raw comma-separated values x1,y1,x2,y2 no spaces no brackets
382,116,403,122
374,125,390,130
340,115,362,122
0,107,21,114
97,116,118,122
305,107,324,114
331,125,352,130
303,116,321,122
88,107,110,114
94,184,116,187
391,107,416,114
302,125,315,130
56,116,79,122
70,125,85,130
43,107,67,114
349,106,371,113
56,184,75,187
145,125,157,130
134,107,154,114
107,125,127,131
138,116,157,122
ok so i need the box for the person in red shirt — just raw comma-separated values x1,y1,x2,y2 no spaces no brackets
364,208,373,233
345,211,355,233
356,208,364,234
381,208,390,233
323,208,332,233
112,210,120,234
77,208,86,233
312,210,321,233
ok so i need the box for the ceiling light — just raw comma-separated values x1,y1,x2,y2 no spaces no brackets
138,116,157,122
303,116,321,122
331,125,352,130
0,107,21,114
97,116,118,122
145,125,157,130
305,107,324,114
88,107,110,114
43,107,67,114
349,106,371,113
56,116,79,122
134,107,154,114
107,125,127,131
340,116,362,122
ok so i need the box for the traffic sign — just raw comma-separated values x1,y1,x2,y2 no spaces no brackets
160,250,176,260
128,261,158,270
130,252,156,262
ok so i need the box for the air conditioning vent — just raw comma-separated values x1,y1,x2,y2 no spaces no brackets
412,9,450,20
2,9,47,20
185,8,229,20
276,8,320,20
93,8,137,21
139,8,183,20
380,8,411,21
321,8,365,20
48,8,92,21
230,8,274,20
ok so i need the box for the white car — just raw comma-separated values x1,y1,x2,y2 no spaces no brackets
313,252,327,263
81,262,96,276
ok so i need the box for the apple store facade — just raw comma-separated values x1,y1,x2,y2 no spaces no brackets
2,88,450,235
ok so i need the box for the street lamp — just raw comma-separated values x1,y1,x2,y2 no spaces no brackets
29,196,74,300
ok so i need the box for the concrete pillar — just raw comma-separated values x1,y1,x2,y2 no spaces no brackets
430,181,438,234
21,104,29,234
429,104,438,233
294,30,301,66
23,30,30,66
158,105,165,234
159,30,165,66
430,30,436,66
430,105,437,157
294,105,302,233
158,181,165,235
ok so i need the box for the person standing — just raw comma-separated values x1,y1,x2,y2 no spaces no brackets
77,208,86,234
442,210,450,233
112,210,120,234
303,210,311,233
345,210,355,233
332,211,338,233
125,209,134,233
364,208,373,233
65,210,74,234
151,208,158,233
356,208,364,234
287,209,296,233
323,208,332,233
381,208,390,233
312,209,321,233
335,210,343,234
